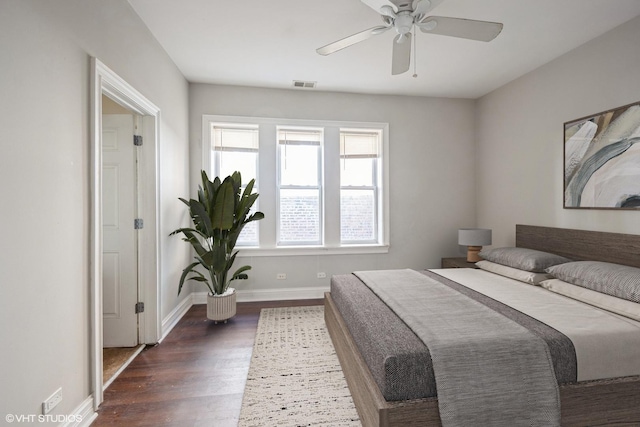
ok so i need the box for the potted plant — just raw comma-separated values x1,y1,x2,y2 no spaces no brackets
171,170,264,322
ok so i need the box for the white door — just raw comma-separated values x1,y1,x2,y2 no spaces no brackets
102,114,138,348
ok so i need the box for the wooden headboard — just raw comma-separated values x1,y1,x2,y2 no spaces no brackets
515,224,640,269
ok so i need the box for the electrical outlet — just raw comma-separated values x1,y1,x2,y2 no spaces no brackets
276,273,286,280
317,272,326,279
42,387,62,415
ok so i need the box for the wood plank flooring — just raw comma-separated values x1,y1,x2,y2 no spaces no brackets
93,299,323,427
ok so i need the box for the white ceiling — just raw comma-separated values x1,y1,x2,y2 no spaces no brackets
128,0,640,99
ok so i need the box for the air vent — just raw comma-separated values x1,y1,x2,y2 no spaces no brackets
292,80,316,89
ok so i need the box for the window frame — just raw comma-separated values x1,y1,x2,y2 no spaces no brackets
202,115,389,257
207,122,260,247
276,126,324,247
339,129,382,245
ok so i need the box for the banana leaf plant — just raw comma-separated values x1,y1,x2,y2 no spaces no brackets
170,170,264,296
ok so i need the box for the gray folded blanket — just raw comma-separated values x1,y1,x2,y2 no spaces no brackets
354,269,561,427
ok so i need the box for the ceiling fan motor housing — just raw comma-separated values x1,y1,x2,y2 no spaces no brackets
395,1,413,10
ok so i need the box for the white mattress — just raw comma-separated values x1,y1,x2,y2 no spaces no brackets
434,268,640,381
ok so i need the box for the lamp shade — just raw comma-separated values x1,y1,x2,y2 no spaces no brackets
458,228,492,246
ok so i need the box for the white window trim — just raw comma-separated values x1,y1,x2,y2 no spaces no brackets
209,123,260,246
202,114,390,257
276,126,324,246
339,128,382,245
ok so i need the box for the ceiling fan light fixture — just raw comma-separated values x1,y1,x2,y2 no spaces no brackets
411,0,431,17
395,33,409,44
379,5,396,18
394,12,414,35
420,19,438,31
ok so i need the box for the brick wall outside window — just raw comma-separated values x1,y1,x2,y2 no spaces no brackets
341,193,375,241
279,195,319,242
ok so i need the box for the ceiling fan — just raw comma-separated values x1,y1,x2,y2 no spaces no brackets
316,0,503,75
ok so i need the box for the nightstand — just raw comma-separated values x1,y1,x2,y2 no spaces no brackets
441,257,479,269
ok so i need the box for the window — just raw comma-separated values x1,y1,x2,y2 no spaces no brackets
340,129,381,244
203,115,389,256
210,123,259,246
277,127,323,246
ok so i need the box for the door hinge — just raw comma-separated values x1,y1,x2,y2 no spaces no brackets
135,302,145,314
133,135,143,146
134,218,144,229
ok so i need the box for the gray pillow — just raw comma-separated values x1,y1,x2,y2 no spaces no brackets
546,261,640,303
479,247,572,273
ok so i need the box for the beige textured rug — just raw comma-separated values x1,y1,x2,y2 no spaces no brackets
238,306,361,426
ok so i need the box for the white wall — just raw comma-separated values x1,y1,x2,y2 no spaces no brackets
189,84,477,296
476,15,640,247
0,0,190,421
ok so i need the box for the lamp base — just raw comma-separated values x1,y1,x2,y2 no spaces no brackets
466,246,483,263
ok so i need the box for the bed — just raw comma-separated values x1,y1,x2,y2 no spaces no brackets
324,224,640,426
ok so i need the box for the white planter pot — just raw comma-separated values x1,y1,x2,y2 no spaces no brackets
207,288,237,323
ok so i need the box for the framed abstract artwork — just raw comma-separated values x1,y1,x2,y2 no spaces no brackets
564,101,640,209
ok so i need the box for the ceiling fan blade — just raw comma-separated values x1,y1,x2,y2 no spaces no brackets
316,26,390,56
391,33,412,75
360,0,397,15
418,16,503,42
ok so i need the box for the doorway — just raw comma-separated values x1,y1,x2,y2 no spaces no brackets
90,58,161,410
101,95,145,386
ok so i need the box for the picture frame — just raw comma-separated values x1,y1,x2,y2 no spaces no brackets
564,101,640,209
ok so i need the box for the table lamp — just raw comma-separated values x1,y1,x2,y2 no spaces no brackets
458,228,492,262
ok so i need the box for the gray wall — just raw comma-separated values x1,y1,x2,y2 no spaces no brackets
0,0,190,418
189,84,477,294
476,15,640,247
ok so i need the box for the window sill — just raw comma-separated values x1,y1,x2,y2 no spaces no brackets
236,244,390,257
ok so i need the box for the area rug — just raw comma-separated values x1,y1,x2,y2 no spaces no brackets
238,306,361,426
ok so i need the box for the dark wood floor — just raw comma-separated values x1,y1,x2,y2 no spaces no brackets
93,299,323,427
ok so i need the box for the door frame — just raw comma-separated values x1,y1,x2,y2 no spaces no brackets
90,57,161,409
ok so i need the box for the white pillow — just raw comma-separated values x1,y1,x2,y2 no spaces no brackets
540,278,640,322
476,260,553,285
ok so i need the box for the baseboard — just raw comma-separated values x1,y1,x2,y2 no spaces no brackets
61,395,97,427
159,294,194,342
192,286,329,304
160,286,328,341
238,286,329,302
